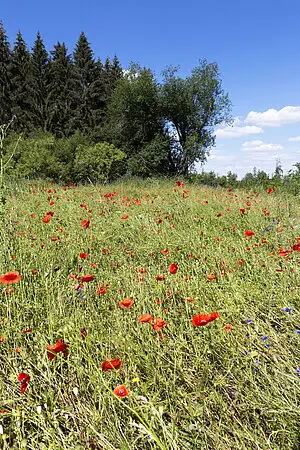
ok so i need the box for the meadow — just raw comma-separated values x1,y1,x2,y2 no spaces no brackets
0,179,299,450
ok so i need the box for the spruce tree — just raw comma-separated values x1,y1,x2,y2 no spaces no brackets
10,31,34,132
0,21,12,125
73,32,96,132
47,42,81,137
30,31,49,131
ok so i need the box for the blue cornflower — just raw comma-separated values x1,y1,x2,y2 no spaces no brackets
262,335,268,341
245,319,252,323
296,330,300,335
296,368,300,374
79,295,85,300
283,307,292,313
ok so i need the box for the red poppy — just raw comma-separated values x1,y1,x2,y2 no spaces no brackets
22,328,32,333
81,274,94,283
119,298,134,308
245,230,255,237
81,219,90,229
138,314,153,323
113,384,129,397
240,208,246,215
102,358,122,371
185,297,196,303
169,263,178,274
79,253,88,259
152,317,167,332
121,215,129,220
0,271,22,285
156,274,166,281
42,215,51,223
292,243,300,251
46,338,69,360
192,312,219,327
206,274,216,281
161,249,169,255
267,187,274,194
97,287,108,295
18,372,30,393
175,180,181,186
224,324,232,332
138,268,146,274
81,328,87,340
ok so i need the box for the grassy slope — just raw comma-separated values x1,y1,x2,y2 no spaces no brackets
0,180,299,449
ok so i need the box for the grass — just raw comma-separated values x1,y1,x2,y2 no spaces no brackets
0,179,299,449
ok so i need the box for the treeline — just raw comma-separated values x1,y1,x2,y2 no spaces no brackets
0,20,232,179
192,163,300,194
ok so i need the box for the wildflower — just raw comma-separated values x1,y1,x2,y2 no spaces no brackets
152,317,167,332
102,358,122,372
113,384,129,397
139,314,153,323
283,307,292,313
206,274,216,281
267,187,274,194
224,324,232,332
81,274,94,283
42,215,51,223
81,328,87,340
156,274,166,281
79,253,88,259
121,215,129,220
119,298,134,308
245,230,255,237
81,219,90,229
17,372,30,393
262,335,268,341
169,263,178,274
161,249,168,255
0,271,22,285
21,328,32,333
46,338,69,361
192,312,219,327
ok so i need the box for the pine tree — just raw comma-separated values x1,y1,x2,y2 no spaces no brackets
0,21,12,125
73,32,96,132
30,31,49,131
47,42,81,137
10,31,34,132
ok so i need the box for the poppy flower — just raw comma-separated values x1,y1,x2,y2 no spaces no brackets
245,230,255,237
138,268,146,274
97,287,108,295
113,384,129,397
152,317,167,332
121,215,128,220
169,263,178,274
206,274,216,281
139,314,153,323
79,253,88,259
81,328,87,340
224,324,232,332
161,249,168,255
81,274,94,283
42,215,51,223
156,274,166,281
0,271,21,285
22,328,32,333
267,187,274,194
18,372,30,393
119,298,134,308
192,312,219,327
292,243,300,251
102,358,122,372
46,338,69,361
81,219,90,229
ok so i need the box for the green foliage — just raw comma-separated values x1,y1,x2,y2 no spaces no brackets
0,21,12,125
161,61,232,174
74,141,126,182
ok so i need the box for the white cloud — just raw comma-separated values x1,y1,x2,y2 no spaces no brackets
288,136,300,142
215,125,264,139
242,140,283,152
245,106,300,127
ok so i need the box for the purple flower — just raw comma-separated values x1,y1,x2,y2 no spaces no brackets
262,335,268,341
245,319,252,323
283,307,292,313
296,330,300,335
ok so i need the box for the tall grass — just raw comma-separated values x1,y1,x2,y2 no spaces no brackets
0,180,299,449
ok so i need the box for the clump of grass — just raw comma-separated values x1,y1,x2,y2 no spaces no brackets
0,180,299,449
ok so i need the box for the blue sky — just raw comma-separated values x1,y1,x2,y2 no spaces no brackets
2,0,300,178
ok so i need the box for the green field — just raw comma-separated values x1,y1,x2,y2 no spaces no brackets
0,180,299,449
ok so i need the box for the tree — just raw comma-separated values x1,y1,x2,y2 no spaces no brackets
0,21,12,125
30,31,49,131
107,64,168,175
161,60,232,175
47,42,81,136
10,31,33,132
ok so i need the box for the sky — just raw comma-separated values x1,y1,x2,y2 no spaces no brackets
2,0,300,178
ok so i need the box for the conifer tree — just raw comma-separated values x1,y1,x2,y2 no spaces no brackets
10,31,34,132
47,42,81,136
73,32,96,131
30,31,49,131
0,21,12,125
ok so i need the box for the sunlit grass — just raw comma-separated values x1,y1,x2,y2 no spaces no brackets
0,179,299,449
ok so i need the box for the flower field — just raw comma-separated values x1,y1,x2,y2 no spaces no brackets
0,180,299,449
